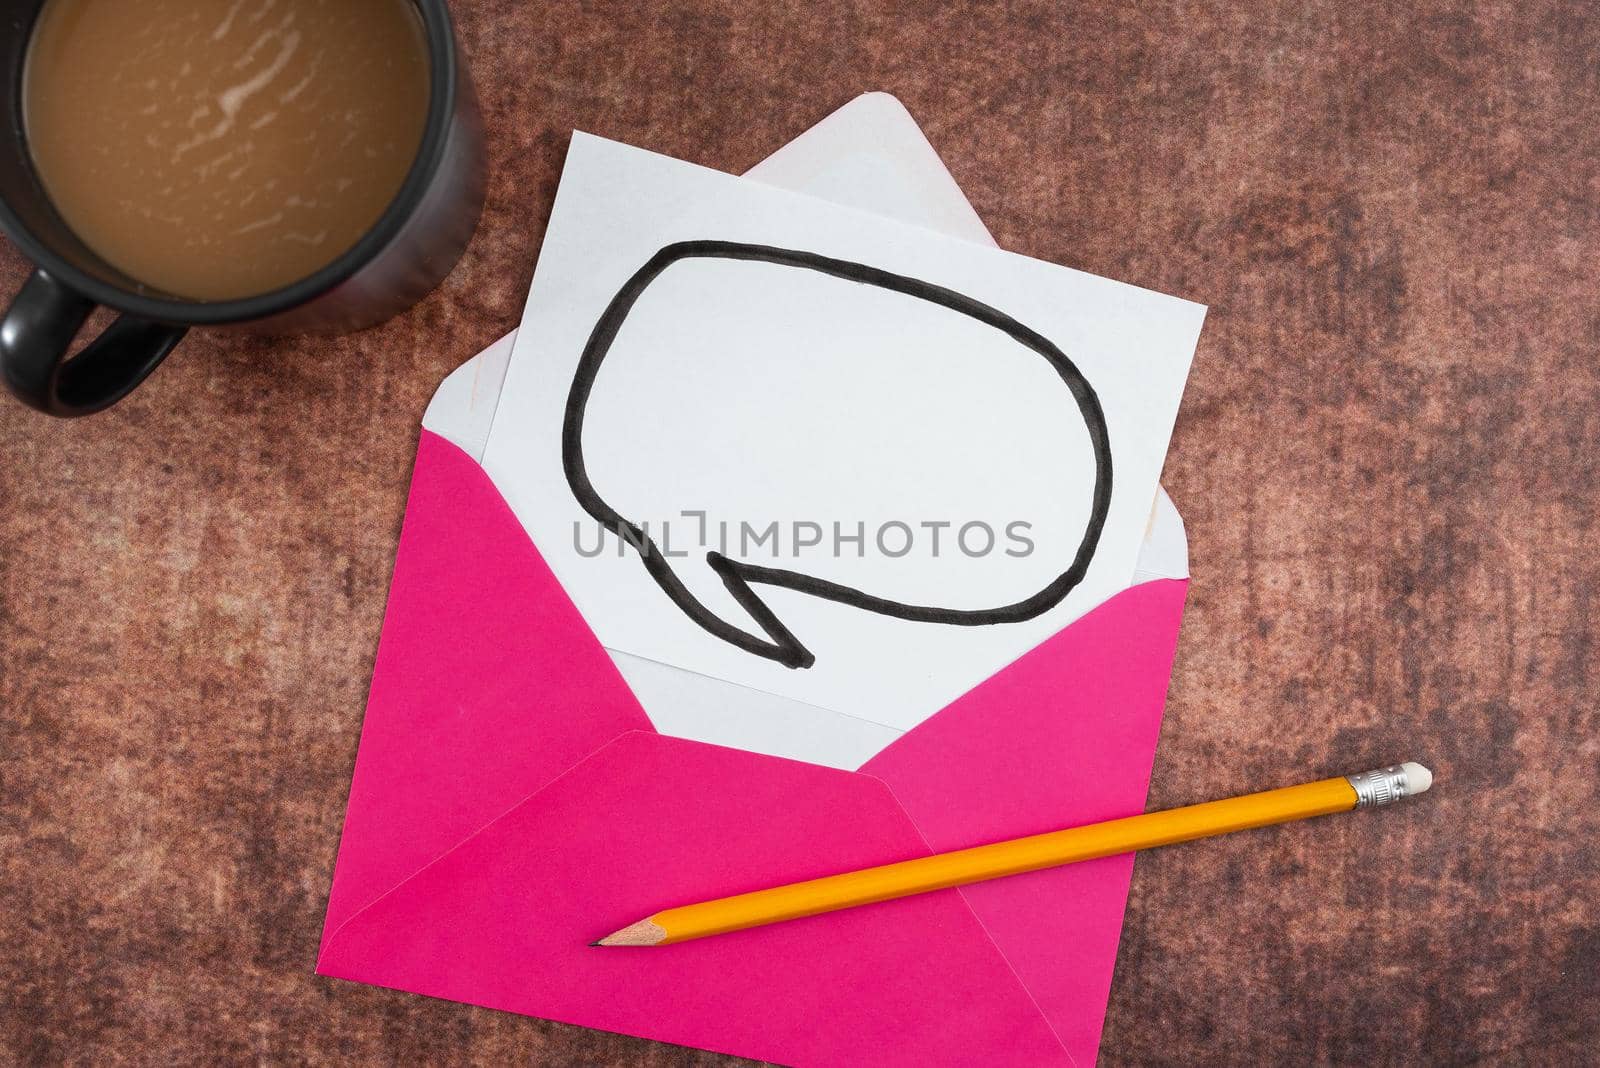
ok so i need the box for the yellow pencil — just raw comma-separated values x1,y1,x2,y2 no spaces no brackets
594,762,1433,946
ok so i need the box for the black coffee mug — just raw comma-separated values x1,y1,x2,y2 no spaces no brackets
0,0,485,417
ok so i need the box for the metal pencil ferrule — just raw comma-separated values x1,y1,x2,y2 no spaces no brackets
1345,765,1414,808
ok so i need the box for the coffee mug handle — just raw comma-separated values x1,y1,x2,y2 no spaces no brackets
0,269,188,417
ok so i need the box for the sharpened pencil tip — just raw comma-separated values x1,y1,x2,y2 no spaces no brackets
589,940,603,947
594,918,668,946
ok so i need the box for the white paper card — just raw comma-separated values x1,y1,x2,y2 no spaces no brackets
483,133,1204,732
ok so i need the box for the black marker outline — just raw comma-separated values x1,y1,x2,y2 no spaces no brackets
562,240,1113,669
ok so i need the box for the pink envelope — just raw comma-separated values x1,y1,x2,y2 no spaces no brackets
317,96,1191,1065
317,431,1186,1066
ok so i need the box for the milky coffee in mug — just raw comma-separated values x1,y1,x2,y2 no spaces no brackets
23,0,432,302
0,0,482,417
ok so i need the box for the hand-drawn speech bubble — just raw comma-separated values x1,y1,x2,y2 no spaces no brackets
562,240,1111,670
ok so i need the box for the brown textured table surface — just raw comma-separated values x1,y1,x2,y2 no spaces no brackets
3,1,1598,1064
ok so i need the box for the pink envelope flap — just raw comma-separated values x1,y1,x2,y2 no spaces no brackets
320,730,1070,1066
320,429,1188,1066
321,431,653,946
861,578,1185,1062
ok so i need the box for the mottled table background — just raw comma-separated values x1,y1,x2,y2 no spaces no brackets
3,0,1597,1064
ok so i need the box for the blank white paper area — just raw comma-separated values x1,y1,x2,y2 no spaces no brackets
578,256,1089,620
